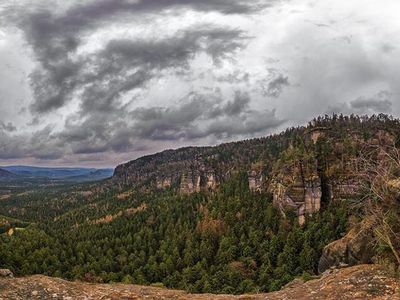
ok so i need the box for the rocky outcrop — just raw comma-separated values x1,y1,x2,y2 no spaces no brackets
0,269,13,278
248,170,264,192
156,176,172,190
308,127,330,144
318,218,376,274
1,265,398,299
204,170,217,190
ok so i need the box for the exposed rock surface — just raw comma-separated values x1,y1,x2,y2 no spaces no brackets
0,265,398,299
0,269,13,278
248,170,264,192
156,176,172,190
318,218,376,273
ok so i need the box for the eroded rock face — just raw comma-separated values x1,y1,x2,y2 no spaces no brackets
180,171,201,194
0,269,13,278
112,147,224,195
318,218,375,274
271,178,322,222
178,169,220,194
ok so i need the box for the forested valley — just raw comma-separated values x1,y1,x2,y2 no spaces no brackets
1,114,400,294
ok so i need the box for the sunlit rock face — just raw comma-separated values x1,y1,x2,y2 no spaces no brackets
205,171,217,190
179,170,201,194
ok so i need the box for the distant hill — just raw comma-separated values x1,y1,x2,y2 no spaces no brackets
0,168,18,180
62,168,115,182
1,166,113,182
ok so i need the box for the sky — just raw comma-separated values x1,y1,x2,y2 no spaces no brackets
0,0,399,168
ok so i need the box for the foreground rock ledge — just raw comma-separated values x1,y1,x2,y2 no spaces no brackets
0,265,399,300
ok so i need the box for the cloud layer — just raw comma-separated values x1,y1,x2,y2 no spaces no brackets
0,0,400,166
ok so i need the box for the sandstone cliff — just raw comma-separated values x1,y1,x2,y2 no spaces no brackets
111,115,399,222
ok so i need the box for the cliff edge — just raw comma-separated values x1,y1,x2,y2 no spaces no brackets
0,265,398,300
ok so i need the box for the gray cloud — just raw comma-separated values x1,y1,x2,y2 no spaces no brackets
261,70,290,98
0,0,286,165
29,25,247,114
326,90,393,115
0,121,16,132
33,90,283,161
350,90,392,112
224,91,251,116
197,109,284,139
0,0,252,115
130,92,283,141
0,125,64,160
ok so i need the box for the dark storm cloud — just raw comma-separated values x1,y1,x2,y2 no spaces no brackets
1,0,253,115
78,26,246,117
100,26,246,70
59,110,140,155
65,0,264,19
28,25,246,114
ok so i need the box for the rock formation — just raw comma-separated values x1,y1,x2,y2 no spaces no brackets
318,218,376,273
156,176,172,190
248,170,264,192
110,115,400,224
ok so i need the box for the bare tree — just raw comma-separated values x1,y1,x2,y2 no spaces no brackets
358,145,400,267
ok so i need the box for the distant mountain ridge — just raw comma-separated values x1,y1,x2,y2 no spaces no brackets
0,168,18,180
0,166,114,182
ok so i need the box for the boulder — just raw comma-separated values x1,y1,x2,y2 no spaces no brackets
318,218,375,274
0,269,13,278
